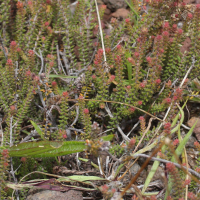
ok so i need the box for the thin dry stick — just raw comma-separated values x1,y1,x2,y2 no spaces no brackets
117,157,139,181
179,55,195,88
67,98,163,121
94,0,106,62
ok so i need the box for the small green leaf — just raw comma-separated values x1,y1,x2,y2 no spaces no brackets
8,141,56,157
78,157,89,162
142,159,160,194
36,141,86,157
21,130,30,135
30,120,46,140
125,0,139,24
91,161,99,169
48,74,77,79
7,141,86,157
58,175,106,182
101,134,114,141
171,119,198,163
114,163,124,179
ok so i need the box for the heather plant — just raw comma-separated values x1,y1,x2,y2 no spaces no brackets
0,0,200,199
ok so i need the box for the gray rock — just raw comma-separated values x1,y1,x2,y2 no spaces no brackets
102,0,130,12
26,189,83,200
129,162,147,184
111,8,130,19
129,162,140,175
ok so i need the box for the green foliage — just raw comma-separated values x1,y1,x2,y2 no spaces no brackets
31,120,46,140
109,144,124,158
0,0,200,199
6,141,86,157
58,95,69,130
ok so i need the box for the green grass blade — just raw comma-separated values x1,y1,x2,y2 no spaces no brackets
8,141,59,157
124,0,139,24
58,175,106,182
125,51,132,85
34,141,86,157
171,101,187,127
7,141,85,157
48,74,77,78
30,120,46,140
142,158,160,194
114,163,124,179
101,134,114,141
171,119,198,163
